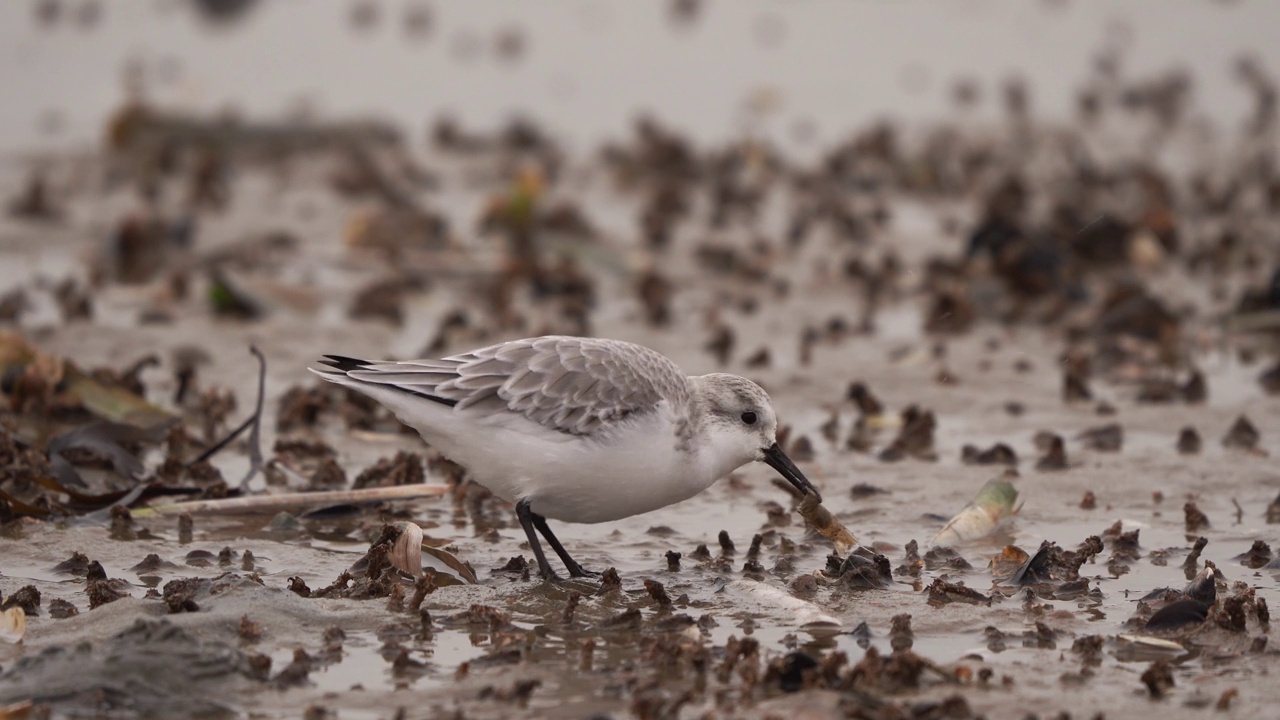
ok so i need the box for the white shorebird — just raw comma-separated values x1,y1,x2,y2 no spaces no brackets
311,335,820,580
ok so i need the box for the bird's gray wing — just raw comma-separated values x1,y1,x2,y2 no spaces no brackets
340,336,691,435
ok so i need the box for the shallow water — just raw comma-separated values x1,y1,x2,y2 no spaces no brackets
3,245,1278,716
2,2,1280,718
3,358,1277,717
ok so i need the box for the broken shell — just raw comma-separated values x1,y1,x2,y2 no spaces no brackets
0,607,26,644
931,474,1021,546
389,521,425,578
1116,634,1186,653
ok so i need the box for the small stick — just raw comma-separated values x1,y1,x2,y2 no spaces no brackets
185,346,268,492
133,484,450,517
238,346,267,491
187,413,255,466
1232,497,1244,525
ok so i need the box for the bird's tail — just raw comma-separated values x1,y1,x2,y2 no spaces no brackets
309,355,374,386
315,355,372,372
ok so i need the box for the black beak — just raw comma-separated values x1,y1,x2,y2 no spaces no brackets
762,443,821,503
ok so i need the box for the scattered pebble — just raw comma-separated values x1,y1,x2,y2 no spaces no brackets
1176,426,1201,454
1222,415,1260,450
1078,423,1123,452
1035,434,1068,471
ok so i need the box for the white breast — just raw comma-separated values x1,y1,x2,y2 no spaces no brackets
435,403,718,523
347,382,724,524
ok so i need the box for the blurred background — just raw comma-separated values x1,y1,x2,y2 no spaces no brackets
3,3,1280,717
3,1,1280,156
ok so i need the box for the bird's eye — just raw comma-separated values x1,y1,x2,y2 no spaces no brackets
740,411,757,425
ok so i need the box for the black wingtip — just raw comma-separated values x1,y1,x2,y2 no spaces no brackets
313,354,459,408
318,355,372,372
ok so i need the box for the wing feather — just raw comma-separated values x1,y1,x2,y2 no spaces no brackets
322,336,690,435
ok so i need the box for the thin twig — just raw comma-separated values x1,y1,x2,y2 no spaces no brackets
187,414,254,466
185,346,268,492
84,483,151,523
238,346,267,491
1232,497,1244,525
132,484,450,517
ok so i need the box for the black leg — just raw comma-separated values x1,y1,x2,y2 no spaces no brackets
516,499,559,580
532,513,599,578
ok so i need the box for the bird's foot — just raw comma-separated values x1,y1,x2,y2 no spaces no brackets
536,563,597,582
531,559,562,583
566,563,600,579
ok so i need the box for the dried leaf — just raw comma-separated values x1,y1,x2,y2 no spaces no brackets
40,479,196,514
0,488,55,518
47,420,167,487
63,366,172,430
2,333,168,428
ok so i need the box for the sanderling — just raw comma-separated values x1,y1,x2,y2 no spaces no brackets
311,335,820,579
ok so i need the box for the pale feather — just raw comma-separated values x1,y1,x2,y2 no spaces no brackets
337,336,691,436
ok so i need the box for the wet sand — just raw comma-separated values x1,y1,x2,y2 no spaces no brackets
2,3,1280,719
